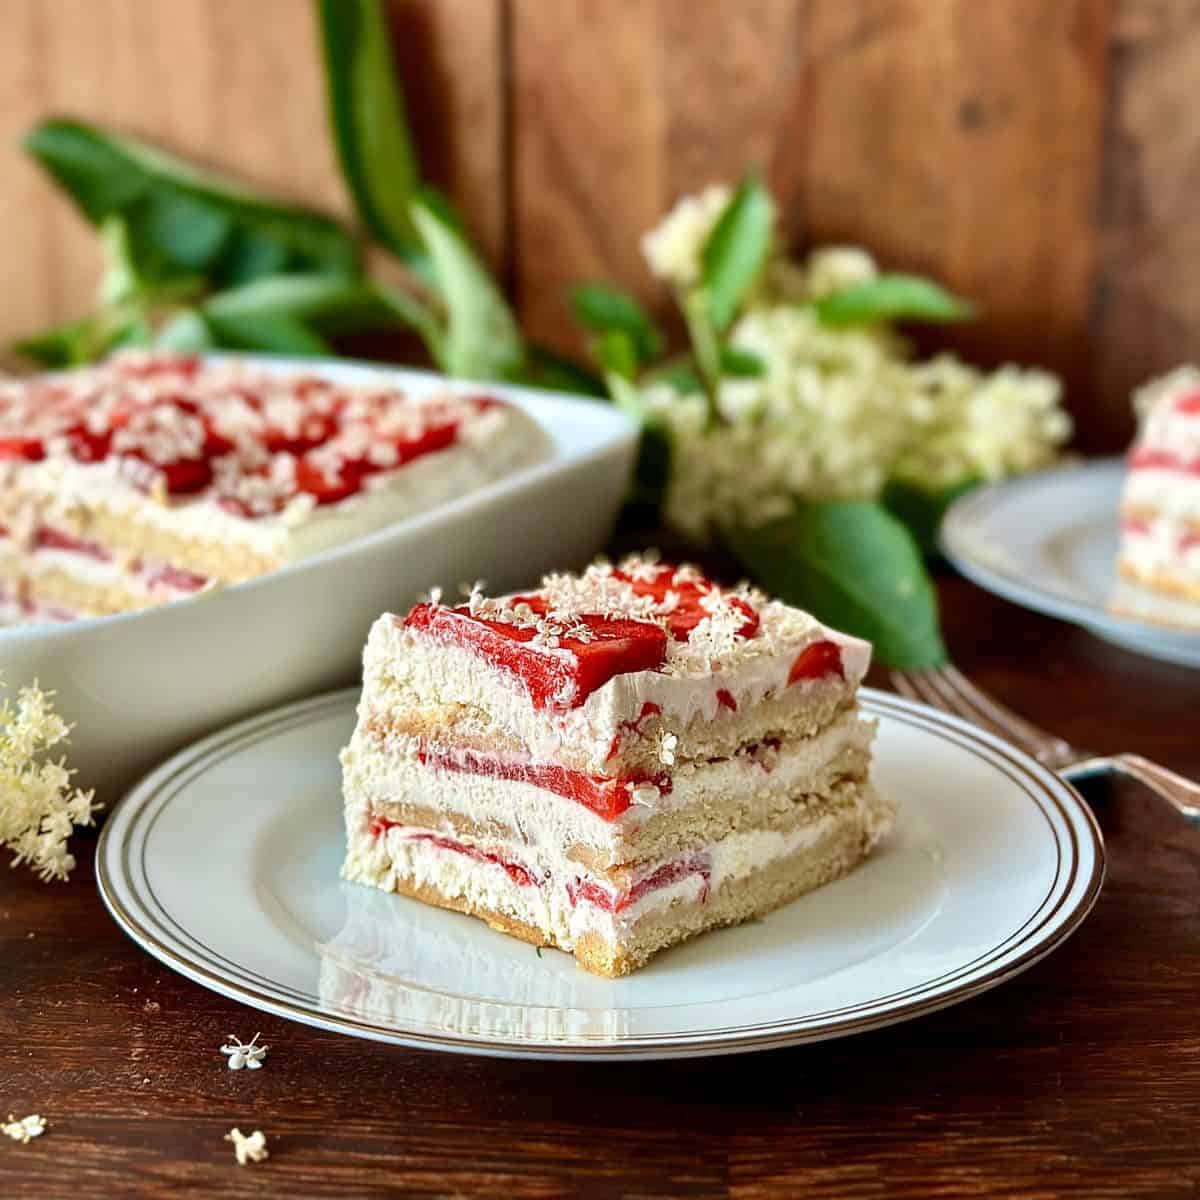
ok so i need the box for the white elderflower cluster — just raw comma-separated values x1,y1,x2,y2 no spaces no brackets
644,295,1070,541
892,356,1070,489
641,184,731,289
1,678,98,882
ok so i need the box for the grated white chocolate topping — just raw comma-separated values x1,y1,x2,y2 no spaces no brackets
453,553,830,678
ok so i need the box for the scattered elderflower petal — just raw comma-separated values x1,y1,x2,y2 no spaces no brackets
220,1033,268,1071
1,677,98,882
2,1114,47,1143
225,1128,269,1166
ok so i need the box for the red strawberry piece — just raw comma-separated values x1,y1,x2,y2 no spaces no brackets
295,456,369,505
787,639,844,684
0,436,45,462
404,604,668,710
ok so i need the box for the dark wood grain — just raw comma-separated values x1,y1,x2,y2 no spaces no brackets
797,0,1113,450
2,574,1198,1198
1090,0,1200,449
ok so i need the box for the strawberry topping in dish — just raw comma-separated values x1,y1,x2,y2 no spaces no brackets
0,351,502,513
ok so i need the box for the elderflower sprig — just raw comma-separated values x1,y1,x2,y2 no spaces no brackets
568,172,1072,670
0,677,98,882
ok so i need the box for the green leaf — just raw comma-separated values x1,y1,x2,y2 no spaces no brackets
882,477,980,555
518,345,607,397
593,329,638,381
699,174,774,331
813,273,976,326
569,283,661,364
719,346,765,377
12,309,137,366
644,358,705,396
730,499,946,669
318,0,423,262
627,415,672,517
25,118,359,286
411,198,522,380
206,313,332,356
203,273,390,332
13,316,105,367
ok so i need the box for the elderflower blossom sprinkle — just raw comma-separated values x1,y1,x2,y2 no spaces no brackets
220,1033,268,1071
2,1114,46,1143
1,678,98,882
657,731,679,766
225,1128,269,1166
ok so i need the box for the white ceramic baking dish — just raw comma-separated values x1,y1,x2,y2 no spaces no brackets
0,355,638,801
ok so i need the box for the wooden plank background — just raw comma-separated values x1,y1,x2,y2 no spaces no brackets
1,0,1197,449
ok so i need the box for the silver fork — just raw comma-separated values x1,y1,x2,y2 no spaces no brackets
890,664,1200,826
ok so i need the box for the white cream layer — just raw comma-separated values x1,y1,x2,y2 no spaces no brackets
1122,468,1200,521
2,403,548,568
342,796,886,949
361,612,870,774
1120,515,1200,586
342,707,874,862
26,545,210,602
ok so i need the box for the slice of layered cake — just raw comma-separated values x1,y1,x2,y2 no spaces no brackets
1118,367,1200,602
0,352,548,624
341,556,893,977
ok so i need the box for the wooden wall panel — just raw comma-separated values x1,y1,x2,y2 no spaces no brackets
1091,0,1200,445
0,0,347,344
386,0,506,274
0,0,504,344
509,0,806,352
798,0,1112,445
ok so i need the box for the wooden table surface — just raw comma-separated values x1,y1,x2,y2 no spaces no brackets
2,574,1198,1199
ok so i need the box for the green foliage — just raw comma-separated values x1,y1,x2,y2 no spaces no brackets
25,119,359,287
698,175,774,331
814,273,975,326
569,284,662,364
316,0,423,264
882,477,980,555
731,500,947,669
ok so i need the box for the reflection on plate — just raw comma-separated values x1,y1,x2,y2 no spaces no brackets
943,459,1200,668
97,689,1103,1060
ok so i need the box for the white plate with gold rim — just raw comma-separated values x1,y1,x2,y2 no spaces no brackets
96,687,1104,1060
942,459,1200,668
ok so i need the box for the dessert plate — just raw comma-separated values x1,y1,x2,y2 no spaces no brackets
942,459,1200,668
97,688,1104,1061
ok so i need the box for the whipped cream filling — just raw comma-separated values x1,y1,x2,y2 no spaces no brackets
343,707,873,856
1120,515,1200,584
1122,468,1200,521
343,797,877,948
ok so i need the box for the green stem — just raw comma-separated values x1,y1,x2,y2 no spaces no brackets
681,288,721,428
